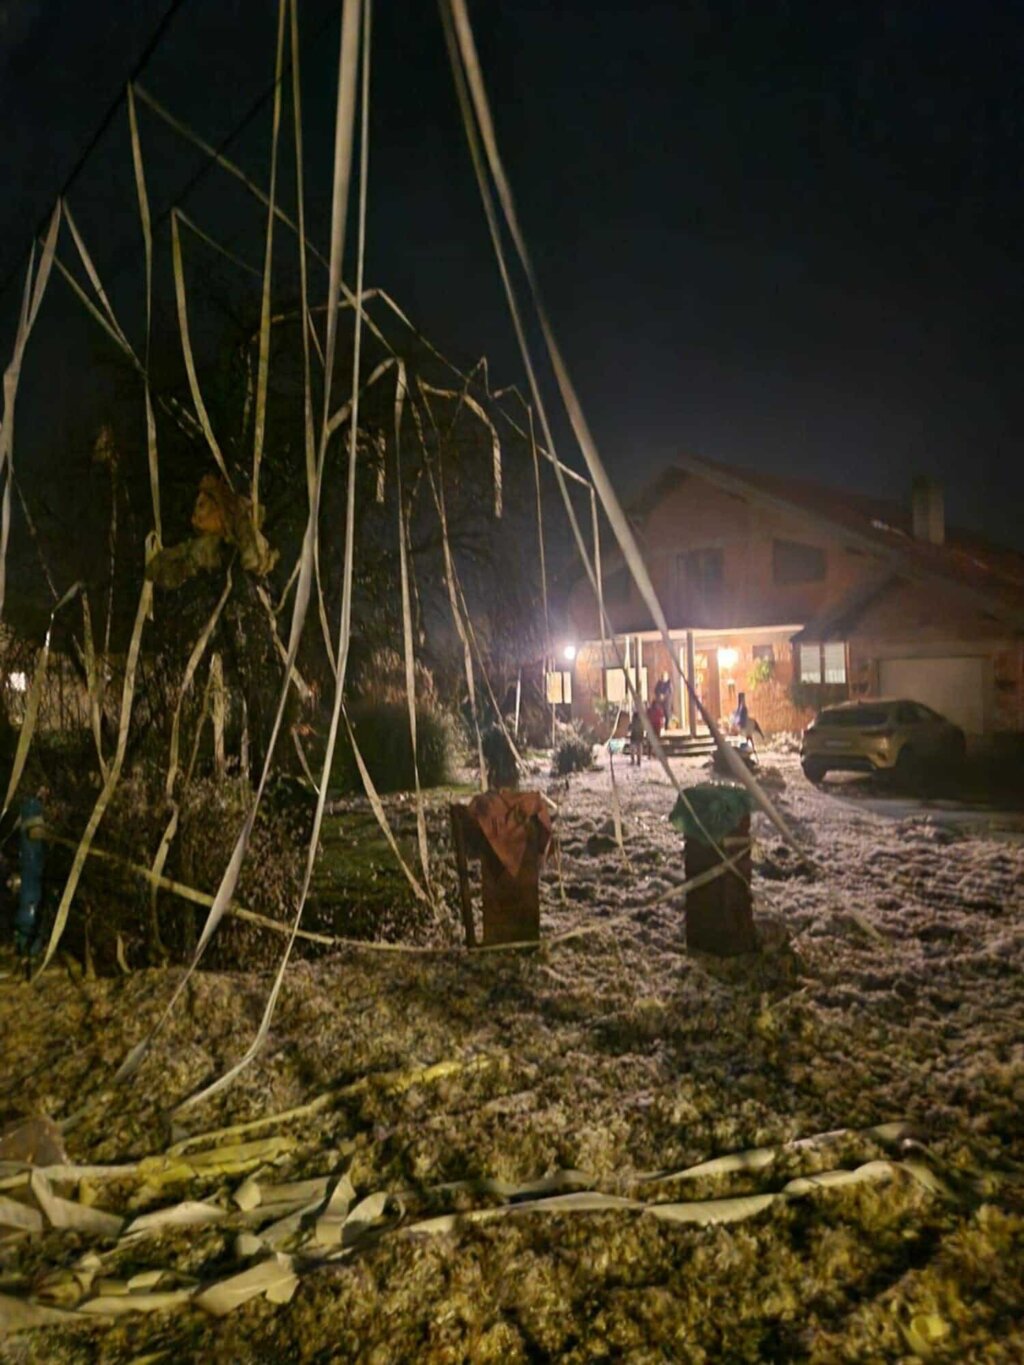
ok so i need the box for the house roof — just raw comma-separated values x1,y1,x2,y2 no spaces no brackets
655,455,1024,632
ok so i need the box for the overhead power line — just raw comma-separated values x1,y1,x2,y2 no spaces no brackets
3,0,343,320
0,0,192,306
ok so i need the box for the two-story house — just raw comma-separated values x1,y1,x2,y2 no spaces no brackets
562,455,1024,740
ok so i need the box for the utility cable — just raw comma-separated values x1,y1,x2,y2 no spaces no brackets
0,0,192,306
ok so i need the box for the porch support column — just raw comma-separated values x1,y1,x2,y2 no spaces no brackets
686,630,697,737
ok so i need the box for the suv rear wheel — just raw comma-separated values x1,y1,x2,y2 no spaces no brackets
894,744,924,788
802,758,828,784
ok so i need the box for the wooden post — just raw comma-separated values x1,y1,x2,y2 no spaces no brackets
449,804,477,947
686,630,697,736
684,813,756,955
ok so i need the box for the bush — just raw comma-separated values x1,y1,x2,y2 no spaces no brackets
552,722,593,776
749,656,775,688
33,763,307,973
330,702,454,794
481,723,518,789
788,680,847,712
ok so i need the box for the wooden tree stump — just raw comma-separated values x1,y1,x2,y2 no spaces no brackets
450,792,552,947
683,810,757,955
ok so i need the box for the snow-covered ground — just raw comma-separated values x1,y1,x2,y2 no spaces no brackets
1,752,1022,1361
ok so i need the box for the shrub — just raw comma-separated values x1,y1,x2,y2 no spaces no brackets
481,723,518,789
552,722,593,776
349,646,438,710
330,702,454,794
788,680,847,712
749,656,775,688
33,763,308,973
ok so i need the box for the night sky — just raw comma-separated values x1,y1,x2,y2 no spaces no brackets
2,0,1023,548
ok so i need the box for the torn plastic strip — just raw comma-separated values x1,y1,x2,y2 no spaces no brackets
80,593,107,780
176,210,262,279
0,205,60,624
252,0,288,523
437,1,752,865
166,0,367,1114
60,201,132,354
39,828,336,949
37,556,154,973
414,391,485,789
592,488,626,862
170,211,232,486
419,379,502,518
342,708,428,903
445,0,797,850
0,581,82,820
147,573,233,938
126,85,162,542
394,363,432,893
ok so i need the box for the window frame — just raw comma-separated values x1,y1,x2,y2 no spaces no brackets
545,670,572,705
604,665,648,704
799,641,848,687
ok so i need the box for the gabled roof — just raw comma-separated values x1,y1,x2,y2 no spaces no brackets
656,455,1024,631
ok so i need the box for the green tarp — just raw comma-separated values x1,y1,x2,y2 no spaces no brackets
669,783,752,846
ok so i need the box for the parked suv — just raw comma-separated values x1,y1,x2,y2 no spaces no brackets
801,698,966,783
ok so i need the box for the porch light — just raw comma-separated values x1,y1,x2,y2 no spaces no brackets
8,672,27,693
562,643,577,663
717,647,738,669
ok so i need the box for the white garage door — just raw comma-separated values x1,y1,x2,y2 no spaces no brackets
878,656,986,734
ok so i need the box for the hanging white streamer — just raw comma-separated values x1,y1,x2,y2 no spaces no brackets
445,0,795,847
0,204,60,623
167,0,368,1112
252,0,288,521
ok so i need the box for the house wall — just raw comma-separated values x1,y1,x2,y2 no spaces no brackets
565,473,1024,737
568,474,873,637
682,631,814,735
569,629,813,737
847,579,1024,734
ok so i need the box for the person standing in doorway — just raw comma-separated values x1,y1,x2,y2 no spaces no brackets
730,691,765,752
654,671,674,728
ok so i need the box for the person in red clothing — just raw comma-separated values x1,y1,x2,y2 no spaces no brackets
645,699,665,757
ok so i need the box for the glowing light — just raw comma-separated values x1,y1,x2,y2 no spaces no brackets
562,644,577,663
8,672,27,693
717,647,738,669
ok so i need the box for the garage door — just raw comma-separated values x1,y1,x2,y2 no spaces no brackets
878,657,986,734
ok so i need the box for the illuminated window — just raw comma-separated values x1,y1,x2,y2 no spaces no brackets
800,644,822,683
545,670,572,704
604,666,648,704
823,642,847,684
773,539,826,585
752,644,775,662
799,643,847,685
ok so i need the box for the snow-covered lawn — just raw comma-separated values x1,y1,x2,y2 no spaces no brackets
1,752,1021,1361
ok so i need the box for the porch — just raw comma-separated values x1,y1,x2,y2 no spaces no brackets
568,624,819,738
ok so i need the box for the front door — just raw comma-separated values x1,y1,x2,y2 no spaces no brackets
682,649,720,733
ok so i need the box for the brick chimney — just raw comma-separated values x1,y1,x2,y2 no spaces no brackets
911,476,944,546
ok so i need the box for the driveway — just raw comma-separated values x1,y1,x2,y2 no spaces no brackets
808,767,1024,843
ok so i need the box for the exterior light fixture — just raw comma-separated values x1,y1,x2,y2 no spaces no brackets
717,647,738,669
562,644,577,663
8,672,27,693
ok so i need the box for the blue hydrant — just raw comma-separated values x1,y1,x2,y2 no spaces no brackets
15,797,45,957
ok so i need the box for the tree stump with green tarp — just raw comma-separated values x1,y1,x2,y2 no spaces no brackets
670,784,757,956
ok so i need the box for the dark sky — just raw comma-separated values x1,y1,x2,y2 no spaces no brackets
2,0,1024,547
